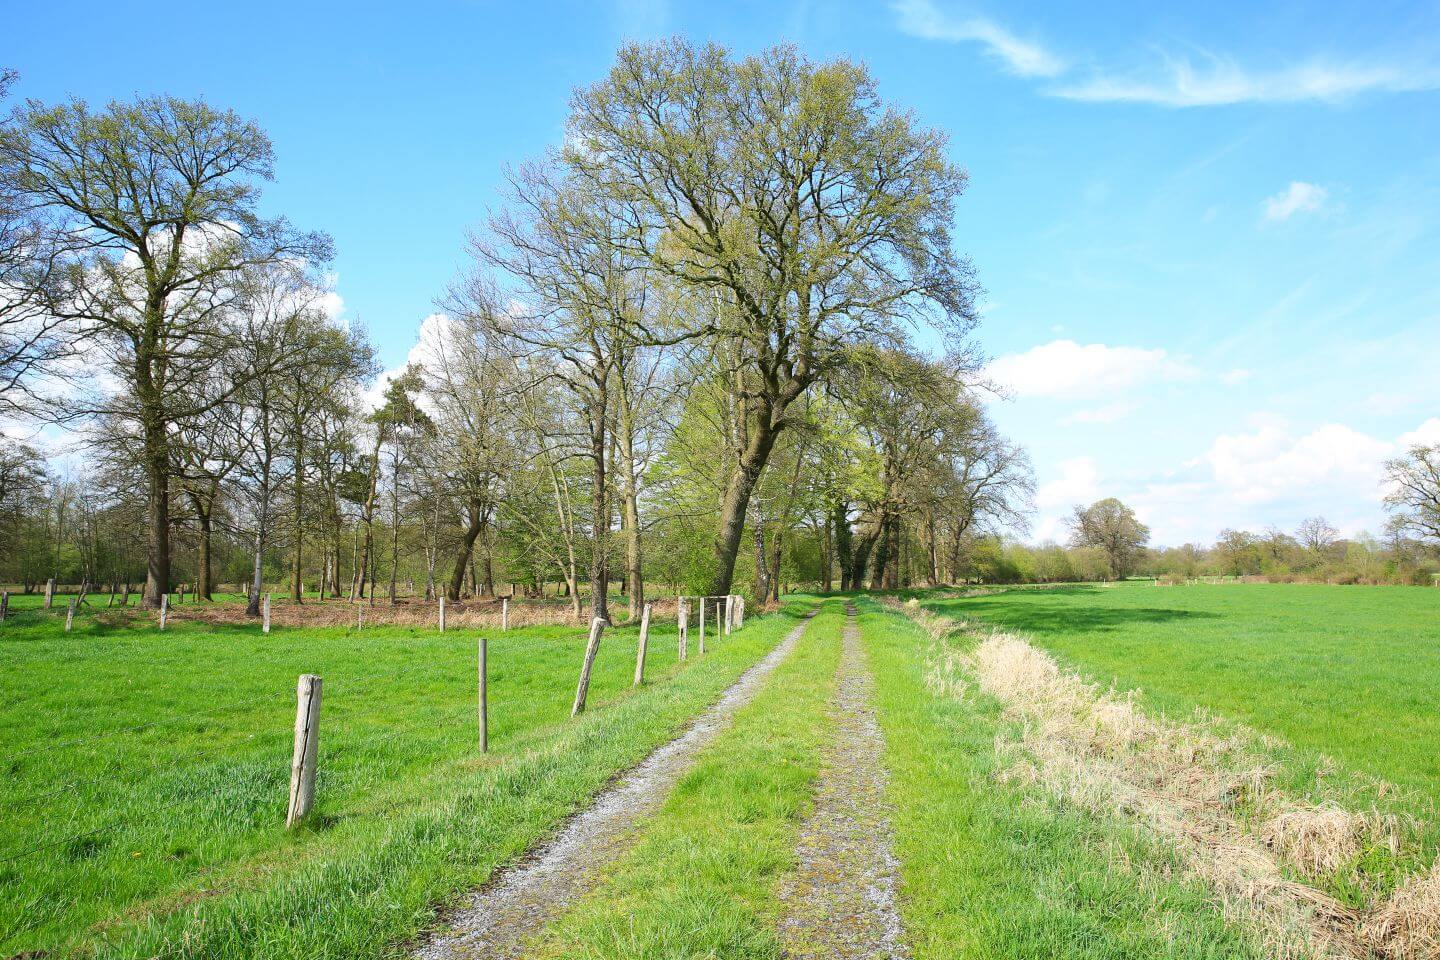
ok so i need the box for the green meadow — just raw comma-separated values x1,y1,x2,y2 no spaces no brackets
0,598,810,958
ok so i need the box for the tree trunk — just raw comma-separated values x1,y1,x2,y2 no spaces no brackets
707,414,781,597
447,501,484,601
753,523,770,604
290,421,304,602
832,501,853,591
196,503,213,601
588,410,610,623
142,427,171,609
352,431,382,600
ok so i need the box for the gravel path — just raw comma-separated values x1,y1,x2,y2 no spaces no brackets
412,611,816,960
777,603,909,960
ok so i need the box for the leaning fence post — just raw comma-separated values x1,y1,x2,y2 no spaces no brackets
285,674,323,828
571,617,607,717
502,597,509,631
159,594,168,631
439,596,447,633
478,636,488,753
633,602,652,686
263,593,272,634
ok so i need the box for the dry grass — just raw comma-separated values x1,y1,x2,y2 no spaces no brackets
149,595,685,631
891,599,1438,960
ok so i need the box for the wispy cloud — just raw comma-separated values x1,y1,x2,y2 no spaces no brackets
1055,56,1440,107
1263,181,1329,222
891,0,1064,77
891,6,1440,108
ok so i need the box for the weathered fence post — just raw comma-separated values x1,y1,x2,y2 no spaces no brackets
356,604,364,630
439,596,447,633
44,578,54,609
723,595,733,636
285,674,323,828
571,617,607,717
263,593,272,634
0,590,8,622
738,595,745,628
634,603,652,686
678,599,688,661
502,597,509,631
478,636,488,753
65,598,75,632
159,594,168,631
698,598,706,654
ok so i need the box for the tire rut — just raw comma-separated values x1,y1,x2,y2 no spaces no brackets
777,602,909,960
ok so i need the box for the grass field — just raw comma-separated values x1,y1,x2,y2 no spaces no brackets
914,582,1440,796
0,596,810,958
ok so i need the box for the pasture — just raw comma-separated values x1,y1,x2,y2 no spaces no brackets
0,595,804,958
915,581,1440,794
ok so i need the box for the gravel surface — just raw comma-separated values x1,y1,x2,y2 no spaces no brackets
412,611,815,960
777,603,909,960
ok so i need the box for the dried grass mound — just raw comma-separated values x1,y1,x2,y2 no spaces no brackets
1260,806,1401,880
1364,862,1440,959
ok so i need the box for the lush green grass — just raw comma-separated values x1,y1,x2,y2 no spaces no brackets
0,597,813,958
914,582,1440,796
531,599,844,959
856,595,1271,959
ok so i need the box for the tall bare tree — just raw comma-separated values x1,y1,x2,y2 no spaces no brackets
1,95,329,606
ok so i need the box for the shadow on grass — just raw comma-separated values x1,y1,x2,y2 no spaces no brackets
923,596,1222,636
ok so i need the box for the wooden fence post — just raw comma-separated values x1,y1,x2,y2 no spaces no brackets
159,594,168,631
723,595,732,636
698,598,706,654
1,590,8,622
285,674,323,828
502,597,509,631
571,617,607,717
263,593,272,634
65,598,75,632
439,596,446,633
633,603,651,686
478,636,488,753
44,579,54,609
678,599,688,661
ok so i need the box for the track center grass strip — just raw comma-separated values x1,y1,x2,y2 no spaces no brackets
528,599,846,960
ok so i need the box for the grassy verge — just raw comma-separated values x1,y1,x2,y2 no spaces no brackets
912,583,1440,902
0,598,815,958
530,599,845,959
855,595,1271,959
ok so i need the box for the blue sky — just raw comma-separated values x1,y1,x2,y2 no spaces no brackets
9,0,1440,545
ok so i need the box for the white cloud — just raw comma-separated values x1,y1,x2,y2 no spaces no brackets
1221,368,1252,385
1036,456,1100,510
891,0,1064,77
987,339,1192,399
362,312,454,412
1054,57,1440,107
1060,401,1137,425
1204,418,1390,506
1398,417,1440,449
1263,181,1329,222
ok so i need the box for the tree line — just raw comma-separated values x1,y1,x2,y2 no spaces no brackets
0,44,1038,616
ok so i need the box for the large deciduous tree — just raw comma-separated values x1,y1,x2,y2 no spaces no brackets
1384,445,1440,545
1069,497,1150,580
564,40,979,595
1,95,329,606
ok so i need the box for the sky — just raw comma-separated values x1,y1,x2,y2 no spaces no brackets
8,0,1440,546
